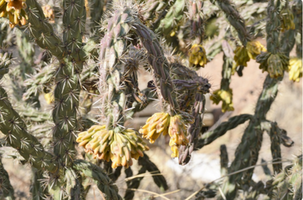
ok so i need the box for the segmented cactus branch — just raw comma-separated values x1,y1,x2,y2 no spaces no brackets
220,144,229,176
221,120,263,199
124,165,146,200
99,7,134,126
73,160,122,200
210,40,234,112
178,93,206,165
0,52,56,172
25,0,64,59
195,114,253,149
87,0,105,33
52,0,86,169
30,168,48,199
133,21,179,112
139,153,168,191
0,87,56,171
215,0,250,45
188,0,204,42
265,155,302,199
266,0,281,54
261,121,283,174
254,75,280,120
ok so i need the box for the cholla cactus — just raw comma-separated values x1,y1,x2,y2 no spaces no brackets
0,0,300,199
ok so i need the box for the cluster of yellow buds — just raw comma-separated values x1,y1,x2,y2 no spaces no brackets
76,125,149,168
188,44,208,69
0,0,28,28
280,7,295,32
234,41,266,67
42,5,55,23
288,58,302,82
139,112,189,158
139,112,170,143
210,88,234,113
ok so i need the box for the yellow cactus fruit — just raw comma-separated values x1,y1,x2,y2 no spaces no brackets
77,125,149,168
234,46,250,67
280,8,295,32
4,0,28,28
76,125,112,161
168,115,188,158
139,112,170,143
42,5,55,23
267,54,289,78
188,44,208,69
110,129,149,168
246,41,267,59
288,58,302,82
168,115,188,146
210,88,235,113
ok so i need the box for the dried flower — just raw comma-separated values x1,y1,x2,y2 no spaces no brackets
234,46,250,67
246,41,267,59
234,41,266,67
210,88,234,112
188,44,208,69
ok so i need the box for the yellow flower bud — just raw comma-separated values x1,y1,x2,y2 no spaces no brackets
246,41,267,59
234,46,250,67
